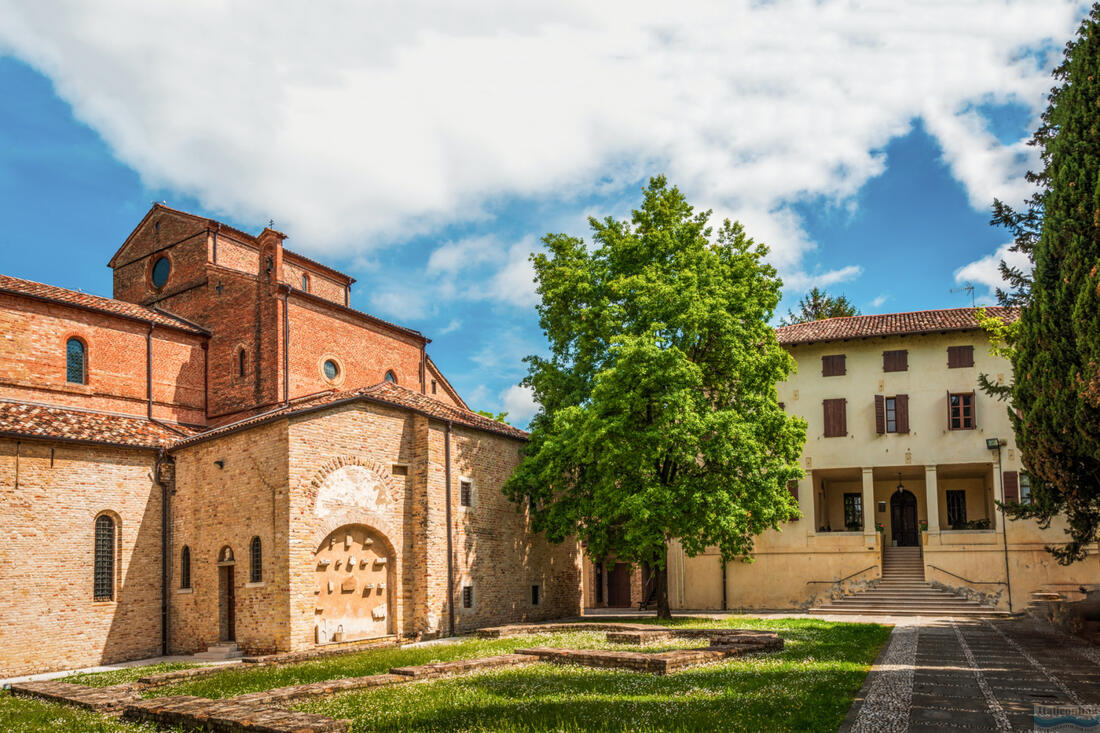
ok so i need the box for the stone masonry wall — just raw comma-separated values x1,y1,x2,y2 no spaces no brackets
0,439,163,678
168,422,289,655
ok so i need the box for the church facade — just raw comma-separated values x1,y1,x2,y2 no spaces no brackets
0,204,581,678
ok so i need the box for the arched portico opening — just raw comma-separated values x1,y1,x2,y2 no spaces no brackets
313,524,394,643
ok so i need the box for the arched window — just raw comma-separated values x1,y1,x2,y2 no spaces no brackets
249,536,262,583
180,546,191,589
94,515,115,600
66,338,86,384
237,348,247,378
384,370,397,384
301,273,310,292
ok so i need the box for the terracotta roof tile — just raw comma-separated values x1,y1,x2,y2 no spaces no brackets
172,382,527,449
774,307,1019,346
0,400,200,449
0,274,208,335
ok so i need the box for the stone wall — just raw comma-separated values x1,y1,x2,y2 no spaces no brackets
0,439,163,678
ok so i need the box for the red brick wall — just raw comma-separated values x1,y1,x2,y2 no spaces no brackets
0,439,163,677
287,297,424,399
282,258,347,306
0,293,206,424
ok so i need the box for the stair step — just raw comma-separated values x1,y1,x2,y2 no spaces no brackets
809,607,1010,616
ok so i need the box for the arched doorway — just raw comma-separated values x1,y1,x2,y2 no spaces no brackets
313,525,392,643
216,545,236,642
890,489,918,547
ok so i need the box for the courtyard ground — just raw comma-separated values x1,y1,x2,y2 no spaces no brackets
3,616,889,732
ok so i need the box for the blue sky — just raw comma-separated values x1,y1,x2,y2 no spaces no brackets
0,2,1085,426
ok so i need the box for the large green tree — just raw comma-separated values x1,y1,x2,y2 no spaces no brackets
504,177,806,617
983,4,1100,563
780,287,860,326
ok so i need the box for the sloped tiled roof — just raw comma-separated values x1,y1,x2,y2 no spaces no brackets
0,274,208,335
775,307,1019,346
172,382,526,449
0,400,200,449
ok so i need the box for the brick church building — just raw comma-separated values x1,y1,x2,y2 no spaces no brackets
0,204,581,678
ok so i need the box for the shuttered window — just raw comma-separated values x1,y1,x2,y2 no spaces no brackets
882,349,908,372
822,354,846,377
948,392,976,430
895,394,909,433
947,345,975,368
823,398,847,437
875,394,909,434
1003,470,1020,502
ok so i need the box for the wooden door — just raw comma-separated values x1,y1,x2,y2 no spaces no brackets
890,489,918,547
220,565,236,642
607,563,632,608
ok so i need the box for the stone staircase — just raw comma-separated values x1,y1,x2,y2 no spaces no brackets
809,546,1008,616
192,642,243,660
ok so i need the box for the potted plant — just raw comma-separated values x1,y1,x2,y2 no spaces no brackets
874,521,884,533
919,519,928,532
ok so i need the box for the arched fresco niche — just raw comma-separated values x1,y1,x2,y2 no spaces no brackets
313,524,393,644
314,464,390,519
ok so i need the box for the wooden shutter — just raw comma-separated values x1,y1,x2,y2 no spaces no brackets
947,345,975,368
883,349,908,372
822,354,846,377
874,395,886,434
946,390,953,429
823,398,846,437
1003,470,1019,502
895,394,909,433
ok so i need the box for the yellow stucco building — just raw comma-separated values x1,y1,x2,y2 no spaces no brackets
665,307,1100,614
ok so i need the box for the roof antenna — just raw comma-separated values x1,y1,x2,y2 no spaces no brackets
269,219,275,229
950,282,975,307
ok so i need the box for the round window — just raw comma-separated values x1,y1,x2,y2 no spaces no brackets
323,360,339,380
151,257,171,289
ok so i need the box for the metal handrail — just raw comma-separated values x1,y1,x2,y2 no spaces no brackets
927,565,1007,586
806,565,878,585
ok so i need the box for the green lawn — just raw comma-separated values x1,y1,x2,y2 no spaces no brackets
64,662,199,688
293,617,889,733
0,693,160,733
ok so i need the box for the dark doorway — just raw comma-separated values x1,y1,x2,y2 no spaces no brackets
890,489,918,547
607,562,632,608
219,565,236,642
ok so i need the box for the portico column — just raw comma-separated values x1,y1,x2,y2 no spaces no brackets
925,465,940,535
861,468,875,538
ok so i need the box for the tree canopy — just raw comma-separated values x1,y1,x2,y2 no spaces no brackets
780,287,860,325
503,176,807,617
982,4,1100,563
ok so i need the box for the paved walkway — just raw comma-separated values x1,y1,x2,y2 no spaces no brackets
843,617,1100,732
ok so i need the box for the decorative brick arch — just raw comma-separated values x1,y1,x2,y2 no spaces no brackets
303,455,400,514
310,513,398,556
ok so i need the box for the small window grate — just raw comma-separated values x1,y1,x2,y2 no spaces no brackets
462,585,473,609
460,480,472,507
67,338,86,384
250,537,262,583
94,515,115,600
180,545,191,589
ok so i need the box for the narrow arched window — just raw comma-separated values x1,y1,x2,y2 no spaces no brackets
180,545,191,589
237,348,247,378
94,515,115,600
301,273,310,292
67,338,86,384
384,370,397,384
250,536,262,583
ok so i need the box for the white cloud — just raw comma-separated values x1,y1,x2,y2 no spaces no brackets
0,0,1081,276
501,384,539,424
782,265,864,293
869,294,889,309
437,319,462,335
954,242,1034,302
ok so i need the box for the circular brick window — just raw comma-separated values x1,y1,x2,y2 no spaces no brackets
323,360,339,380
151,257,171,289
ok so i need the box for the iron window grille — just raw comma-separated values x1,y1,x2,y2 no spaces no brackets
94,515,115,601
946,490,967,528
180,546,191,589
66,338,86,384
462,585,473,609
460,480,472,507
843,493,863,531
250,537,262,583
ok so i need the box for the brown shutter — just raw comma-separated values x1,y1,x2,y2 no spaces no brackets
971,392,977,428
875,395,885,434
823,398,847,437
883,349,908,372
896,394,909,433
946,390,952,429
787,480,799,500
947,345,975,368
822,354,846,376
1003,470,1019,502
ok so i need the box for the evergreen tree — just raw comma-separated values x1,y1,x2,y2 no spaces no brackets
780,287,860,325
504,177,807,618
986,4,1100,563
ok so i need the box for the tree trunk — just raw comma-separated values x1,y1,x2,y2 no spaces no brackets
656,546,671,619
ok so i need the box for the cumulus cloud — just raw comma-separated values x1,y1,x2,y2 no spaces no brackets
0,0,1081,279
782,265,864,293
869,294,889,309
954,242,1034,302
501,384,539,425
